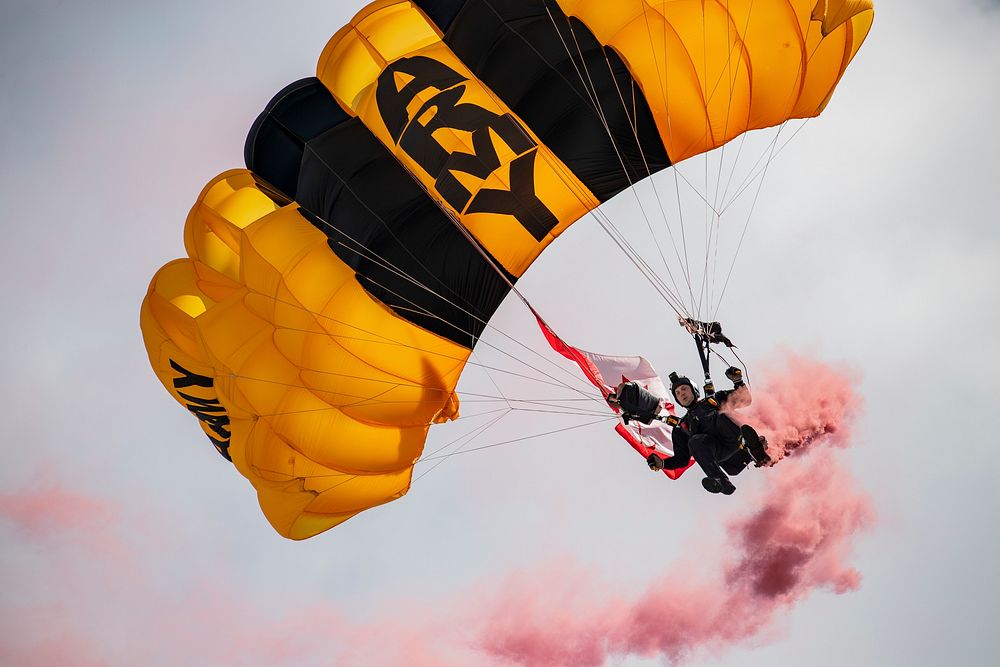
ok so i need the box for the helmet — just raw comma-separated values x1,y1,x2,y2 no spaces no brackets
668,372,700,401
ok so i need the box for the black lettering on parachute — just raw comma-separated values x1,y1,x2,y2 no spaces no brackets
376,55,559,240
170,360,232,461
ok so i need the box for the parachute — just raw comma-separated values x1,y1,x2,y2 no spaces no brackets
141,0,874,539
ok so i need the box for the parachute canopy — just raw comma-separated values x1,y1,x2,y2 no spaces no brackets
141,0,873,539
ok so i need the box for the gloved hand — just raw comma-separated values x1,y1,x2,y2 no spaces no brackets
725,366,743,384
647,453,665,471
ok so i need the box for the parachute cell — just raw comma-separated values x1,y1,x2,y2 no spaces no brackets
141,0,873,539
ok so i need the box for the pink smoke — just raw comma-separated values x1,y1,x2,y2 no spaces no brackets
732,354,862,463
0,482,114,540
0,356,873,667
475,357,874,666
0,478,459,667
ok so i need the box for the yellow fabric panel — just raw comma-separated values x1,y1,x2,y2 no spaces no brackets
312,273,468,396
261,399,429,473
654,0,754,159
184,170,280,282
144,260,225,362
140,260,256,459
307,468,411,514
232,203,468,423
233,419,405,541
813,0,874,36
193,294,423,472
847,11,874,63
792,12,851,117
716,0,810,132
275,327,457,427
288,511,358,542
557,0,872,162
317,2,600,278
141,171,473,539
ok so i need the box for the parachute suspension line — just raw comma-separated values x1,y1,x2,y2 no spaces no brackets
707,0,729,321
696,0,751,320
631,80,639,139
413,409,511,483
710,15,820,320
350,273,604,402
635,0,700,310
705,0,754,321
252,409,617,486
711,119,784,320
720,119,810,214
719,133,750,213
542,3,693,315
589,214,691,317
248,412,617,489
230,353,588,405
636,0,697,302
597,25,701,310
706,345,751,389
418,416,619,463
456,396,612,418
562,8,690,300
697,0,712,322
474,347,512,413
240,361,608,416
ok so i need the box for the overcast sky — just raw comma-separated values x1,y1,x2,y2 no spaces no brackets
2,1,999,665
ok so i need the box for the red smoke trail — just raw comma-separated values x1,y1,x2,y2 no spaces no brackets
0,357,873,667
477,356,874,666
734,354,862,462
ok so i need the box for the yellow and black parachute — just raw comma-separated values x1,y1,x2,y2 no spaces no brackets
141,0,873,540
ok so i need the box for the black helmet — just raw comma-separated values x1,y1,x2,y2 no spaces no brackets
668,372,700,400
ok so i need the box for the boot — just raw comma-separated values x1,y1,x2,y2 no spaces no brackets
701,477,736,495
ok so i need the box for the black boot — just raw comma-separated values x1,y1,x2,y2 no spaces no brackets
701,477,736,495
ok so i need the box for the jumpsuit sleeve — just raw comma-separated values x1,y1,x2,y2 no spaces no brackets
717,384,751,410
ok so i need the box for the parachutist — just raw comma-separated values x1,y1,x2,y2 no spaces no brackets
646,368,769,494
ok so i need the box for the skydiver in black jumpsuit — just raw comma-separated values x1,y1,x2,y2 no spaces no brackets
647,367,766,495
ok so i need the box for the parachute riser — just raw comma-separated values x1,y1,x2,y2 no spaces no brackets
693,334,715,397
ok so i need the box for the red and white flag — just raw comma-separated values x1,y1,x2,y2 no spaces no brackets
533,312,695,479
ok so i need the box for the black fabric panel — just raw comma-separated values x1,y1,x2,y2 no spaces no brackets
419,0,671,202
246,78,515,348
296,119,515,348
413,0,466,32
244,78,350,202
